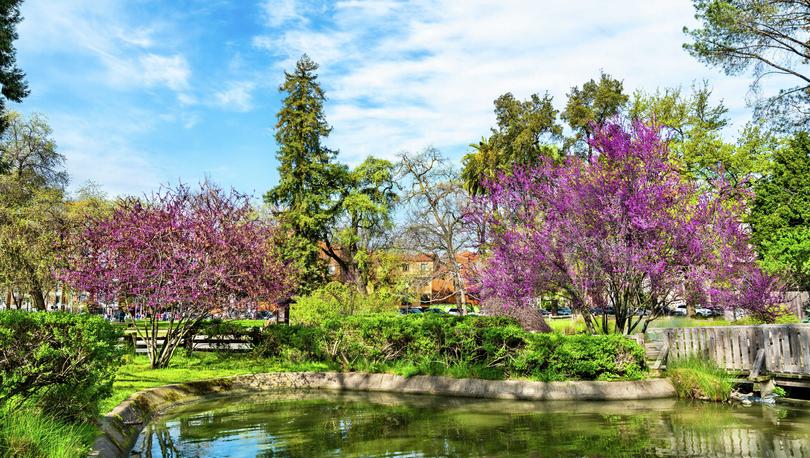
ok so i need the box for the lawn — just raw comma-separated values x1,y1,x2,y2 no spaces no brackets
103,353,334,413
546,316,734,334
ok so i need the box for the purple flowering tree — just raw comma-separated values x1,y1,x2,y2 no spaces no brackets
61,183,297,368
472,121,782,334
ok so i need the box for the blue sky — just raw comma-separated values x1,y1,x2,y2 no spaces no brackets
13,0,773,197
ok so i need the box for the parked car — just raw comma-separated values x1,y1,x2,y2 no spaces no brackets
448,308,476,316
592,306,615,315
673,305,688,316
556,307,572,317
424,308,446,314
695,307,714,318
538,308,551,316
399,307,423,315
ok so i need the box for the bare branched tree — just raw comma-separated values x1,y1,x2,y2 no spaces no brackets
397,148,475,314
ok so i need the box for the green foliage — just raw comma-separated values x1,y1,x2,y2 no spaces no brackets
562,71,628,157
0,0,28,135
630,83,774,189
325,156,398,292
291,282,400,326
264,55,342,292
256,314,647,381
0,311,123,423
750,132,810,290
264,55,396,293
462,92,562,195
668,357,733,401
0,405,94,458
0,112,67,310
683,0,810,130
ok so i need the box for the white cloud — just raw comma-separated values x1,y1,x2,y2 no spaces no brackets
254,0,764,164
262,0,307,27
214,81,257,112
46,111,164,197
139,54,190,91
19,0,192,94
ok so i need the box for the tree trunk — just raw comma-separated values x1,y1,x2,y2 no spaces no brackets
453,267,467,315
30,288,46,311
4,290,10,309
686,299,696,319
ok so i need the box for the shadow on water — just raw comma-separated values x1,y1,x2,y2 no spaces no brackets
134,390,810,457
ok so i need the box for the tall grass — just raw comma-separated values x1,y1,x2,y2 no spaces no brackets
0,406,95,458
667,357,733,401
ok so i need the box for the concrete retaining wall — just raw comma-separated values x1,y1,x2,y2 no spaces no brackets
91,372,676,457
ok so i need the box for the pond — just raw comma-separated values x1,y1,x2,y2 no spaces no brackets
133,390,810,457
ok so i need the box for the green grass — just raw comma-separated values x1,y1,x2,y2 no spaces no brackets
0,405,96,458
104,353,334,413
667,357,733,401
546,316,734,334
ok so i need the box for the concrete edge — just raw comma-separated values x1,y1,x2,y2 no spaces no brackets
90,372,676,457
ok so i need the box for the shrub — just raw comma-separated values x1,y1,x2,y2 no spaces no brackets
257,314,647,381
255,325,325,362
0,311,123,423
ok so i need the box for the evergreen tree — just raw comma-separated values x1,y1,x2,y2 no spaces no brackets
0,0,28,137
265,55,342,291
265,55,397,294
684,0,810,130
750,132,810,290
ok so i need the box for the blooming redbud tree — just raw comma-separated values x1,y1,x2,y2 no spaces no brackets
471,121,783,334
61,183,297,368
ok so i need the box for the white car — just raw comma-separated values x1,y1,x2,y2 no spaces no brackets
695,307,714,318
673,305,688,316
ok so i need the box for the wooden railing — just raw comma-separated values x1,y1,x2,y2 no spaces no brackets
657,325,810,376
130,334,253,354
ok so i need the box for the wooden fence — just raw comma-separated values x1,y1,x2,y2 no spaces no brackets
658,325,810,376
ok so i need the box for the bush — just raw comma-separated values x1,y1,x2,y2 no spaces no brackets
255,325,324,362
256,314,647,381
0,311,123,423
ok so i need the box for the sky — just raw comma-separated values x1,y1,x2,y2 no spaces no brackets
14,0,769,198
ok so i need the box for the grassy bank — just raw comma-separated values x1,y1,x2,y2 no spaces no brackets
667,357,733,401
0,406,96,458
104,354,334,413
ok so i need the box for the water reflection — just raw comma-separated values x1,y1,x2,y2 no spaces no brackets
133,391,810,457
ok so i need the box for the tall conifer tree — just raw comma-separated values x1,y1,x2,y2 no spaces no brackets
265,55,342,292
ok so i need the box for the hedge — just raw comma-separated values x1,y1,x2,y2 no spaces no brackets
255,314,646,381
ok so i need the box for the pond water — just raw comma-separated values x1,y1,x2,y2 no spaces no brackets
133,390,810,457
